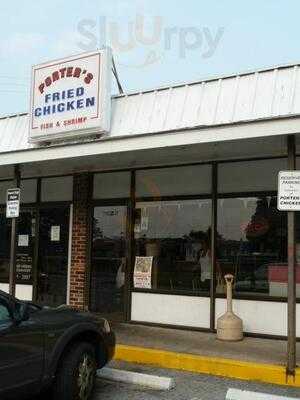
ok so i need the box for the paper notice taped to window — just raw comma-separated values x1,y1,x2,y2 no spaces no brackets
51,225,60,241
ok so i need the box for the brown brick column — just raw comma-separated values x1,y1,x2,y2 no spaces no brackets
69,173,90,310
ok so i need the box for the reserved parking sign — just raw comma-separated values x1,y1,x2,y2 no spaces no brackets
278,171,300,211
6,188,21,218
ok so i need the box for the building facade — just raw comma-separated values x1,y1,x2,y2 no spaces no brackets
1,62,300,338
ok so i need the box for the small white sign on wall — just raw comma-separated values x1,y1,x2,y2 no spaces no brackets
278,171,300,211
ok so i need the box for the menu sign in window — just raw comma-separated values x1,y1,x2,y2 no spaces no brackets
133,256,153,289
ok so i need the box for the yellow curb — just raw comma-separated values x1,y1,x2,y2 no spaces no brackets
114,344,300,387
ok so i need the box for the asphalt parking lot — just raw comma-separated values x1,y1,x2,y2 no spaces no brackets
94,361,300,400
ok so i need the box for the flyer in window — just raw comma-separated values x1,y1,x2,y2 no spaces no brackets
18,235,29,247
51,225,60,241
134,256,153,289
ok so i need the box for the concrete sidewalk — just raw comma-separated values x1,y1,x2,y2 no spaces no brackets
111,322,300,387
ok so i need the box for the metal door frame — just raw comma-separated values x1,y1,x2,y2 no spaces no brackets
33,202,71,304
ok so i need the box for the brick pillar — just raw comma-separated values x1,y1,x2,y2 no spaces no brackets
69,173,90,310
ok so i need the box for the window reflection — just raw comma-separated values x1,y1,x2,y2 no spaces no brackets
0,211,35,284
217,196,287,297
135,200,212,293
90,206,127,319
0,214,10,282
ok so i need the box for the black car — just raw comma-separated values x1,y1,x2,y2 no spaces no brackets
0,290,115,400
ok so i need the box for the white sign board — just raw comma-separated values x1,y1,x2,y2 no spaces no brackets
29,48,112,142
6,188,21,218
278,171,300,211
134,256,153,289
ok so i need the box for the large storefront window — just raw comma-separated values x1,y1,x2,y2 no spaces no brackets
217,196,287,297
217,158,288,298
136,165,211,197
134,199,212,294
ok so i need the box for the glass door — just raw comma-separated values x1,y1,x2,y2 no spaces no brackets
36,206,70,307
90,205,127,322
0,209,35,292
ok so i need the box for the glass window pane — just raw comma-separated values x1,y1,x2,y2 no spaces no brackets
0,180,37,204
0,179,37,204
41,176,73,202
218,159,287,193
90,205,127,319
217,196,287,298
134,199,212,294
0,181,13,204
37,207,70,306
0,210,36,284
21,179,37,203
136,165,211,197
0,213,10,282
93,172,130,199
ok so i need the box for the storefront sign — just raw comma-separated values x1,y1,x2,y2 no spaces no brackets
29,48,112,142
134,256,153,289
6,188,20,218
278,171,300,211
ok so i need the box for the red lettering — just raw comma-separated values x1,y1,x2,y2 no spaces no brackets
38,66,93,94
84,72,93,84
73,67,81,78
45,76,52,87
52,71,59,82
66,66,73,77
39,83,45,94
59,67,67,78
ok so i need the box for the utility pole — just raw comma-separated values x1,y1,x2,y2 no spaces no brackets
287,134,296,375
8,165,20,297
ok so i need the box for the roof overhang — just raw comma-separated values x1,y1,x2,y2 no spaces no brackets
0,117,300,179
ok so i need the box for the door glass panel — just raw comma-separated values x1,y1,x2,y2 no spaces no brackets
0,213,10,283
0,210,35,286
90,205,127,321
217,196,287,297
37,207,69,306
16,210,35,284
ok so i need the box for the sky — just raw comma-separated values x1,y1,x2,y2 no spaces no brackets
1,0,300,116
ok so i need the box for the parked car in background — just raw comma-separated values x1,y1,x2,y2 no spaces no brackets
0,290,115,400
